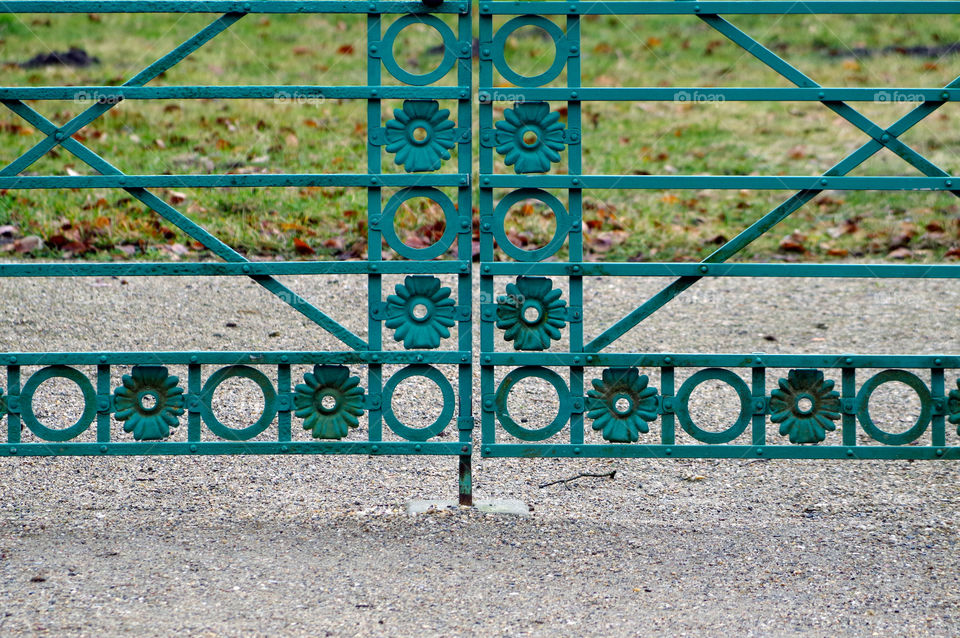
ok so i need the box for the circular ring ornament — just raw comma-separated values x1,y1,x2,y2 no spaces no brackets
495,366,570,441
381,14,458,85
492,15,568,87
200,365,278,441
382,364,455,441
381,187,458,260
21,365,96,441
856,369,931,445
493,189,570,262
675,368,752,444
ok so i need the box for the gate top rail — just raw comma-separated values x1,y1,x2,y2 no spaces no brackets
480,1,960,15
0,1,468,13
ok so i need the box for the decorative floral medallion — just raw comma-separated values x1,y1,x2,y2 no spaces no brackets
385,100,457,172
385,275,456,349
769,369,841,444
948,378,960,432
586,368,659,443
494,102,566,174
496,276,566,351
113,366,185,441
294,365,364,439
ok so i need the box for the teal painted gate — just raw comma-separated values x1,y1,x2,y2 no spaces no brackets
2,1,960,505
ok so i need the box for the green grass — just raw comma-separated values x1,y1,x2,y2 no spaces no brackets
1,8,960,261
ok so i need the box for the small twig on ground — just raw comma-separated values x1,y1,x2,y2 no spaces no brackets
539,470,617,490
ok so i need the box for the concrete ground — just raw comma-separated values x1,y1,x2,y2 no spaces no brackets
0,271,958,637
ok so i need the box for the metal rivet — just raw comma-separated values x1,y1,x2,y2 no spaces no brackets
754,357,762,364
482,177,490,185
935,358,943,366
945,181,953,188
99,445,107,453
483,447,491,455
570,91,578,99
573,356,580,364
820,178,828,186
573,447,581,454
461,445,469,453
190,445,197,453
572,265,581,272
817,91,825,99
8,356,16,363
756,448,763,455
415,444,422,452
664,356,672,364
846,448,854,456
569,45,579,54
942,91,951,101
281,445,288,452
99,355,107,363
586,355,593,363
483,265,491,273
242,264,250,273
693,5,700,12
371,354,380,361
484,399,493,408
9,448,16,455
665,448,672,455
190,355,198,363
845,357,853,365
371,445,379,452
416,355,423,362
881,133,890,141
54,131,64,141
371,264,378,271
571,178,580,186
699,265,708,273
281,355,288,362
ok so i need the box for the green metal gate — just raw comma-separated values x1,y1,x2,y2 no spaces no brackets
2,1,960,505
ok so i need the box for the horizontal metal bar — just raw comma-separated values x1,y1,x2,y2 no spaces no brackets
0,441,469,456
0,261,470,277
0,174,469,189
483,353,960,368
482,175,958,191
481,2,960,16
481,262,960,279
2,351,471,365
0,1,468,14
481,87,957,103
0,86,470,101
481,444,959,460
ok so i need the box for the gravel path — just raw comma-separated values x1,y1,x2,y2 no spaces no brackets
0,272,958,637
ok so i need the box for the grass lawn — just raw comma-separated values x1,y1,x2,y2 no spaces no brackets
2,6,960,262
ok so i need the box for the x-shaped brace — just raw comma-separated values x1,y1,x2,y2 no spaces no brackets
2,12,367,351
586,13,959,352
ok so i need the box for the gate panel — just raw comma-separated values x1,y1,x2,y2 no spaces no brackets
478,2,960,460
0,1,473,497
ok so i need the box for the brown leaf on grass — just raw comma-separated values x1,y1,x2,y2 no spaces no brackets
293,238,315,255
338,44,355,55
14,236,43,253
887,247,913,259
945,247,960,259
787,145,808,160
778,232,806,253
292,46,313,56
827,248,849,257
926,221,945,233
168,191,188,205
